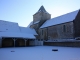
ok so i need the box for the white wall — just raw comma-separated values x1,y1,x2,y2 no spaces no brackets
29,40,43,46
35,40,43,46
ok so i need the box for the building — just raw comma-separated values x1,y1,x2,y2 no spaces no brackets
0,5,80,47
0,20,37,47
29,5,80,41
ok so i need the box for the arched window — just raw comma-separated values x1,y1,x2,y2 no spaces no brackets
42,29,43,35
63,25,66,32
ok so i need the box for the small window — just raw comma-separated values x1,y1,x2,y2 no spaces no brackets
41,30,43,35
63,25,66,32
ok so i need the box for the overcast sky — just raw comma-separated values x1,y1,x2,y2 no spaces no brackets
0,0,80,27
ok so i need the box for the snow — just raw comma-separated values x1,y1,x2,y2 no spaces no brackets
0,20,20,32
0,32,35,39
40,9,79,28
33,20,40,24
19,27,37,35
0,20,37,39
0,46,80,60
27,21,33,27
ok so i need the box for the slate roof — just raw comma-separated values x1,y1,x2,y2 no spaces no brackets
34,5,50,15
40,9,79,28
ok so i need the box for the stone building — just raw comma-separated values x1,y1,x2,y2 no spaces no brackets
0,5,80,47
29,5,80,41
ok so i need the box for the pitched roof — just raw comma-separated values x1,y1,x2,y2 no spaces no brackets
27,20,40,27
40,9,79,28
0,20,36,39
27,21,33,27
33,20,40,24
38,5,48,13
0,32,35,39
34,5,50,15
19,27,37,35
0,20,20,32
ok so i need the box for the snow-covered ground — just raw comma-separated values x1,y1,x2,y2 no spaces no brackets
0,46,80,60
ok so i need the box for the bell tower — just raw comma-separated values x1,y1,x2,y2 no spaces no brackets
33,5,51,23
30,5,51,32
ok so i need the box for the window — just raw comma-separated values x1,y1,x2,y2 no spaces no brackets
63,25,66,32
41,29,43,35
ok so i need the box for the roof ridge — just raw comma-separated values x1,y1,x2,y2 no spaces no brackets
51,9,79,19
40,9,79,28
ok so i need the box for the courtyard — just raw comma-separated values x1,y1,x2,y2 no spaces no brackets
0,46,80,60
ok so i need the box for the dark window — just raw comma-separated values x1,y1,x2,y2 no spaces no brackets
42,29,43,35
63,25,66,32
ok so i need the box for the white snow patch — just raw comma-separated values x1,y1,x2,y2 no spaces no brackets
0,20,20,32
0,20,36,39
0,46,80,60
19,27,37,35
27,21,33,27
33,20,40,24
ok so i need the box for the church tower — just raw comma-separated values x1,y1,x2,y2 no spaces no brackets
33,5,51,23
30,5,51,32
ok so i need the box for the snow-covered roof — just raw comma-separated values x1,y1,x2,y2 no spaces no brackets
40,9,79,28
19,27,37,35
0,20,20,32
0,20,36,39
27,21,33,27
0,32,35,39
33,20,40,24
27,20,40,27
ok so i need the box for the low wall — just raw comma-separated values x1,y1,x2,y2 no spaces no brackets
43,41,80,47
35,40,43,46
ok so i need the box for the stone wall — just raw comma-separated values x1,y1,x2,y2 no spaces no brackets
33,12,42,23
39,28,48,40
44,41,80,47
74,10,80,37
33,12,51,23
48,22,74,39
39,22,74,40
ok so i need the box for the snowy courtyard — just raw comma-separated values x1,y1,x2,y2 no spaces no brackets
0,46,80,60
